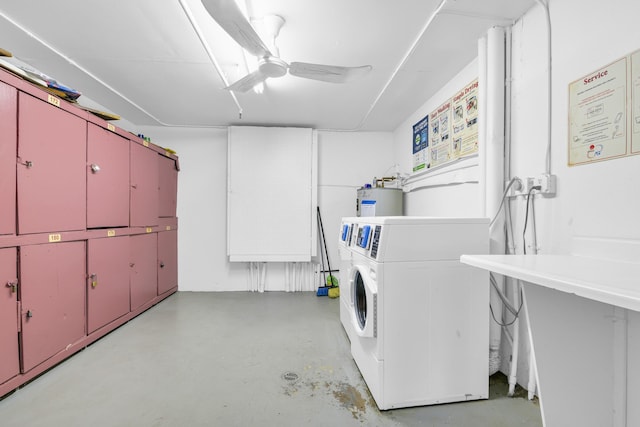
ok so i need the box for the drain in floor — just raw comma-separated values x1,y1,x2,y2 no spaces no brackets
281,371,299,382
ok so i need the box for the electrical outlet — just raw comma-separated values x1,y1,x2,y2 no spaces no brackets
525,177,536,193
508,174,557,197
535,174,556,196
506,177,523,197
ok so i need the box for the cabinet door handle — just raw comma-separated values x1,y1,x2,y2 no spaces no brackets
6,280,18,293
90,163,101,173
90,273,98,288
26,310,33,318
17,159,33,168
159,262,165,268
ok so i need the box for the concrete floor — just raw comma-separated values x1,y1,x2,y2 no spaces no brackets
0,292,542,426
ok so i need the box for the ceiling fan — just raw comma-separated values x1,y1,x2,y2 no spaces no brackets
201,0,372,92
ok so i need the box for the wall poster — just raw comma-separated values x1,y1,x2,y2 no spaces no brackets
452,79,480,158
632,49,640,154
429,100,452,168
411,78,479,173
568,57,627,165
412,115,428,172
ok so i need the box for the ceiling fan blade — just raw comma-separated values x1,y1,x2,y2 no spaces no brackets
201,0,271,58
225,69,269,92
289,62,372,83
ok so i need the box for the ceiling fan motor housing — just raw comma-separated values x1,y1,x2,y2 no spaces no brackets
259,56,288,78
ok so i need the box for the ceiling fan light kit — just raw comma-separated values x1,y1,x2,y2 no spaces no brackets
201,0,372,92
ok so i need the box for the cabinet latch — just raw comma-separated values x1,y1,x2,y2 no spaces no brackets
6,279,18,293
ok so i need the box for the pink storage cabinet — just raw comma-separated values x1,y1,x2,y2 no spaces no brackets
87,124,130,228
0,81,17,236
0,66,180,399
157,229,178,295
19,241,86,373
130,142,159,227
0,248,19,385
158,154,178,218
130,233,158,310
17,93,86,234
87,236,130,333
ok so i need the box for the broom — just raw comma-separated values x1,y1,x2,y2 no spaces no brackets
316,207,339,297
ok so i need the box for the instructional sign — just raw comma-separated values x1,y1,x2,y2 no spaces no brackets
429,100,452,168
569,57,627,165
412,115,429,171
411,79,480,173
632,50,640,154
452,79,480,158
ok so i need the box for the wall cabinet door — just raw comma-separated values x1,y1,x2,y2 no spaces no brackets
130,233,157,310
130,143,159,227
20,241,86,373
0,248,19,384
87,124,130,228
87,237,130,334
17,93,86,234
0,82,17,236
158,155,178,218
157,230,178,295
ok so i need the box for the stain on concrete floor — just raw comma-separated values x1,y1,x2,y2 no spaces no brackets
281,365,378,421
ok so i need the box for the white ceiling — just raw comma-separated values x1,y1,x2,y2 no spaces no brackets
0,0,534,131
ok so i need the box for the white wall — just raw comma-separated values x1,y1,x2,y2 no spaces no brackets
510,0,640,256
138,126,394,291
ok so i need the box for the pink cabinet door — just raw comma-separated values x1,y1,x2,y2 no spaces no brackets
0,82,17,235
157,230,178,295
87,236,130,333
0,248,19,384
20,241,86,373
130,233,157,310
17,93,86,234
87,124,130,228
130,143,159,227
158,155,178,218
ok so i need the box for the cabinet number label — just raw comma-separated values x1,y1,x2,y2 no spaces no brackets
48,233,62,243
165,226,171,231
47,95,61,107
107,123,116,132
107,230,116,237
146,227,153,233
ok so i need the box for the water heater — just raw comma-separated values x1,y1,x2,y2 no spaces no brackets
356,186,403,217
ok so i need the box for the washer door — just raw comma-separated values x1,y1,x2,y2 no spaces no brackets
350,265,377,338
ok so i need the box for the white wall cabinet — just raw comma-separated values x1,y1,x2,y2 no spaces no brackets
227,126,317,262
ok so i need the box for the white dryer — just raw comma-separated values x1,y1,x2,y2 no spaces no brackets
338,216,489,410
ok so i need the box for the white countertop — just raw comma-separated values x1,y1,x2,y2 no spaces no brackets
460,254,640,312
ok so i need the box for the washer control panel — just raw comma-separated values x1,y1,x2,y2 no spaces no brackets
341,221,383,260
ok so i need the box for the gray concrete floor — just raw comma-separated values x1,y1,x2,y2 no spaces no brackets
0,292,542,426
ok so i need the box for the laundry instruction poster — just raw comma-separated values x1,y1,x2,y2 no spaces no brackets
429,100,453,167
632,49,640,154
452,79,479,158
569,57,627,165
412,115,429,171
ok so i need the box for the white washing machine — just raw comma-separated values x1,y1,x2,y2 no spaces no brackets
338,216,489,410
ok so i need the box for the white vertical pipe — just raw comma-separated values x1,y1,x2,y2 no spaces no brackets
508,285,520,396
484,26,506,376
478,36,488,217
612,307,628,427
528,343,537,400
